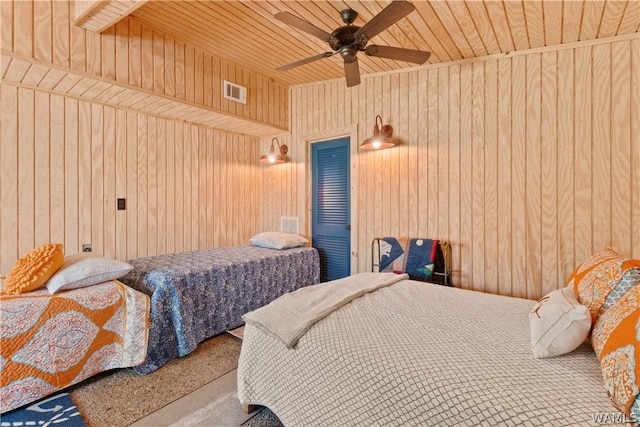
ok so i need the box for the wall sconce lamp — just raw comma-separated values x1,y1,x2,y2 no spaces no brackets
259,138,288,164
360,115,394,150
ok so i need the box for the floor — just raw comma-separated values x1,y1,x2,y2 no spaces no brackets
131,327,255,427
130,369,256,427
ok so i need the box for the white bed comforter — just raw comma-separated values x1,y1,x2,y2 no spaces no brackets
238,276,615,426
243,272,408,348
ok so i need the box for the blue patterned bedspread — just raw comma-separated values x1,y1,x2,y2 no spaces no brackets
119,245,320,374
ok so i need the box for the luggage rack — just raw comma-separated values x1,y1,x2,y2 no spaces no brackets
371,238,452,286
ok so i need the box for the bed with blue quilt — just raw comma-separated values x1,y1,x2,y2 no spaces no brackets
119,245,320,374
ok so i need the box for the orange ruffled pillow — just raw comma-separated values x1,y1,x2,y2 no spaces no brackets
591,285,639,416
2,243,64,295
566,247,640,419
565,247,640,324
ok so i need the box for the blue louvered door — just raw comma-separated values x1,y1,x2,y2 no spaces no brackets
312,137,351,282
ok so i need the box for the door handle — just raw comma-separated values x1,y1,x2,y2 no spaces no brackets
346,225,351,230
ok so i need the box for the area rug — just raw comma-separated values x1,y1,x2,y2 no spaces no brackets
0,392,86,427
69,333,242,426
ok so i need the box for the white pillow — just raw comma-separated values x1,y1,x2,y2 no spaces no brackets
46,253,133,293
249,231,308,250
529,287,591,358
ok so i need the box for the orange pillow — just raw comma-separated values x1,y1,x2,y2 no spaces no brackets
565,247,640,324
2,243,64,294
567,248,640,418
591,285,640,417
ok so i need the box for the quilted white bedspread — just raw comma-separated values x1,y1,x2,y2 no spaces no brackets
238,278,616,426
243,272,408,348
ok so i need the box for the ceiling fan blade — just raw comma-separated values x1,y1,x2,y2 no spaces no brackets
276,52,334,71
355,0,415,41
344,58,361,87
274,11,333,42
365,45,431,64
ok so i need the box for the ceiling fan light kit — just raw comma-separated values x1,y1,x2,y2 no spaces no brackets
274,0,431,87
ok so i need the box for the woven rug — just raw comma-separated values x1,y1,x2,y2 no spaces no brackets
68,332,285,426
0,392,86,427
69,333,243,426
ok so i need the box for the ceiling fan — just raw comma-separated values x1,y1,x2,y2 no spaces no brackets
274,0,431,87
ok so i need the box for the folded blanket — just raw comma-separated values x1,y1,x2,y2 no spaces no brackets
405,238,439,281
243,272,408,348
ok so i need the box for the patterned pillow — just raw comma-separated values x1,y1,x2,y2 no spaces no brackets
567,248,640,419
590,284,640,418
565,248,640,323
2,243,64,294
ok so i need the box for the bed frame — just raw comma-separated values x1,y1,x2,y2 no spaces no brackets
370,237,452,285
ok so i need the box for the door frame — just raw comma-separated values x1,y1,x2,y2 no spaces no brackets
303,124,359,275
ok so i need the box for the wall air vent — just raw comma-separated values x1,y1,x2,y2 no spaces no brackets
281,216,299,234
223,80,247,104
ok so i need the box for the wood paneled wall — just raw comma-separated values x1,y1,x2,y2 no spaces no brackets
1,0,280,272
0,0,288,130
1,0,638,302
0,83,263,272
275,37,639,300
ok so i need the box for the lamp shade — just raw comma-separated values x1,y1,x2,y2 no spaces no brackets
360,115,394,150
259,138,288,164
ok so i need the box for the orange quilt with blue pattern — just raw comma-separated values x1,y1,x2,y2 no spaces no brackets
0,280,149,412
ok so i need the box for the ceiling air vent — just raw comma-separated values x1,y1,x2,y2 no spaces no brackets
223,80,247,104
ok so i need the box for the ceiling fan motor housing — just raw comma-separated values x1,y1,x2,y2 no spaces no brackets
330,25,367,51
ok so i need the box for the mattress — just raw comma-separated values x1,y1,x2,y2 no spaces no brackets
1,280,149,412
237,278,615,426
120,245,320,374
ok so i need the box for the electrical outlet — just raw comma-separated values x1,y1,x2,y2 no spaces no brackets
82,244,92,252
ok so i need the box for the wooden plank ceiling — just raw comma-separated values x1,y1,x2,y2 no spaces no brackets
110,0,640,87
